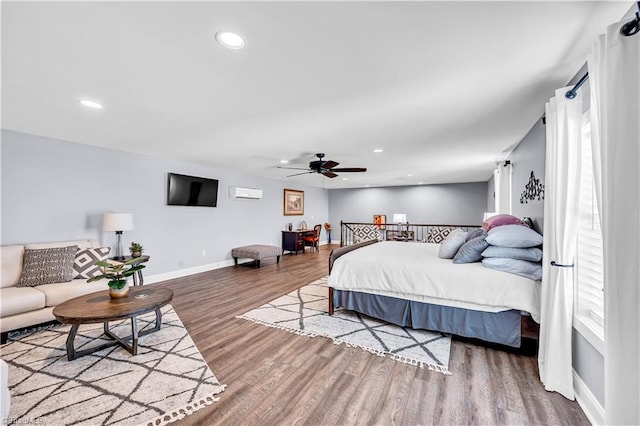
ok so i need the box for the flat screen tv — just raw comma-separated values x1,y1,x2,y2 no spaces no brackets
167,173,219,207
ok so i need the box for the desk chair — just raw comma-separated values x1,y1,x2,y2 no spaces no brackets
304,224,322,252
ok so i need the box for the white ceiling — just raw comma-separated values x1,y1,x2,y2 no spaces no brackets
1,1,632,188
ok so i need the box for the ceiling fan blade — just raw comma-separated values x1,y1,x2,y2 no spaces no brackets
322,160,339,169
330,167,367,173
277,166,312,171
286,171,315,177
322,171,338,178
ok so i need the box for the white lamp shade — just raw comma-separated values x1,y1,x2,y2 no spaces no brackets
393,213,407,223
103,213,135,232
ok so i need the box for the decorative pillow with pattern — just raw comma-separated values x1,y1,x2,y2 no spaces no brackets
353,225,380,243
17,246,78,287
427,226,457,244
73,247,111,279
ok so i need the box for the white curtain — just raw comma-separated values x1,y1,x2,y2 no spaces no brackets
494,162,512,214
590,20,640,426
538,87,582,400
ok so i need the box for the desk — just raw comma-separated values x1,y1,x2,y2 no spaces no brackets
110,255,150,286
282,230,313,255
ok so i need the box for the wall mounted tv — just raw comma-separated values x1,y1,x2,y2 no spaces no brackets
167,173,219,207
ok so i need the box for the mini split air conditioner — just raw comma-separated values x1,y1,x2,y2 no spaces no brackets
230,186,263,200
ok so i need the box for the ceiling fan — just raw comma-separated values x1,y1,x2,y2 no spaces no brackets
278,153,367,178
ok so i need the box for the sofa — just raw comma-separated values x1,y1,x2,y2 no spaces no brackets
1,239,110,343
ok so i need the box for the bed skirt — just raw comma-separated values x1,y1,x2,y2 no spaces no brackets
332,289,522,347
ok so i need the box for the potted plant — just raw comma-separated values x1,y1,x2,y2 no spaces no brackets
129,242,144,257
87,258,146,299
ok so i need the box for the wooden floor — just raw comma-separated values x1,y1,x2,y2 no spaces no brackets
155,245,589,426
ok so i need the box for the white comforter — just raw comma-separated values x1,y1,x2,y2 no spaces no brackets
328,241,541,322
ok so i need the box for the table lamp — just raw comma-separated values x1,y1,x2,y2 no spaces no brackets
393,213,407,224
103,213,135,260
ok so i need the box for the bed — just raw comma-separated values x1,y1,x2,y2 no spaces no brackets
327,239,541,347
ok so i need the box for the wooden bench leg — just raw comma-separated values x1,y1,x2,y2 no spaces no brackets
255,260,261,268
277,255,280,264
234,257,238,265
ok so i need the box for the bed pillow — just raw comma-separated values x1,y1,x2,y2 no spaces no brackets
453,235,489,264
427,226,458,244
438,230,468,259
481,246,543,262
17,246,78,287
481,214,525,231
485,224,543,248
482,257,542,281
465,228,486,242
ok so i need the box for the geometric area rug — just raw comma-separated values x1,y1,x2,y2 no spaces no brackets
0,305,226,426
237,278,452,375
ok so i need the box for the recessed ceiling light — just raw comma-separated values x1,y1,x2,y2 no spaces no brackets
79,99,103,109
215,31,246,49
418,181,424,185
364,184,371,188
280,160,289,164
342,178,349,181
373,149,384,153
407,173,414,177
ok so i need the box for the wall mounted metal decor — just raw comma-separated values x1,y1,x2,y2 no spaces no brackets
520,171,545,204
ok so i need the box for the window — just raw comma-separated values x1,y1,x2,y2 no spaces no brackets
574,113,604,351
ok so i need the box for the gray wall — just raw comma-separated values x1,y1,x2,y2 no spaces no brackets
1,129,329,277
328,182,487,229
509,118,546,231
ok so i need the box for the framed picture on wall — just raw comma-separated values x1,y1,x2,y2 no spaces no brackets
373,214,386,229
284,188,304,216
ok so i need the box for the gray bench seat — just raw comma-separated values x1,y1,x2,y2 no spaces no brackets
232,245,282,268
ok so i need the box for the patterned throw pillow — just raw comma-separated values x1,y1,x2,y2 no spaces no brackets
427,226,457,244
73,247,111,279
353,225,380,243
17,246,78,287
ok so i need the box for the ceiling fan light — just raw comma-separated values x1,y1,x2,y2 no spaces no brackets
215,31,246,49
79,99,103,109
373,149,384,153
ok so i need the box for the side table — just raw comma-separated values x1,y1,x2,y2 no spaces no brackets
110,255,150,286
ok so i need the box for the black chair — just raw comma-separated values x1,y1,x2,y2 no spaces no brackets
304,224,322,252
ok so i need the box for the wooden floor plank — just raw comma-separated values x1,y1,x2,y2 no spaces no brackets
153,244,589,425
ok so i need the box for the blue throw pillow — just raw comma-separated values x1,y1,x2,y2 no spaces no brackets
485,224,543,248
453,235,489,264
482,257,542,280
438,230,468,259
481,246,543,262
465,228,487,242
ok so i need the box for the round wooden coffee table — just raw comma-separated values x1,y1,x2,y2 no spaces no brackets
53,286,174,361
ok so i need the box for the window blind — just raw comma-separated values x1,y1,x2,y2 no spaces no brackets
575,117,604,334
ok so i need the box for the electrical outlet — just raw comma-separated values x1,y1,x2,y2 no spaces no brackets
202,250,206,257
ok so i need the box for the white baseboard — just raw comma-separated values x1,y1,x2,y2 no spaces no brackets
573,369,604,426
145,241,334,285
145,260,235,284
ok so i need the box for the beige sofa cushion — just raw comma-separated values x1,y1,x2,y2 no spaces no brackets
1,245,24,288
36,279,108,307
25,239,98,250
0,287,46,317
